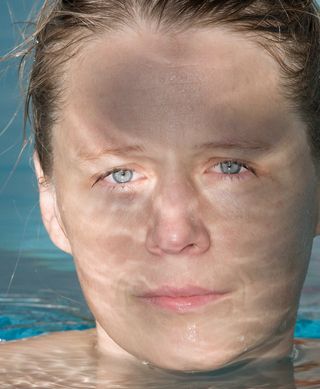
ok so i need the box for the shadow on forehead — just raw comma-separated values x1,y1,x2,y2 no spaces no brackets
65,29,286,150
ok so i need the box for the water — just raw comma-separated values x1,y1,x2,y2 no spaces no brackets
0,1,320,388
0,331,320,388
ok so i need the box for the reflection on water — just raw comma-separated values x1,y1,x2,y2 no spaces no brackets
0,293,93,341
0,249,93,341
0,329,320,388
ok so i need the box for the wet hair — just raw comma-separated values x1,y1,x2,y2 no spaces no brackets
13,0,320,177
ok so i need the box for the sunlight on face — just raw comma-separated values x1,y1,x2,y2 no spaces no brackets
47,26,319,371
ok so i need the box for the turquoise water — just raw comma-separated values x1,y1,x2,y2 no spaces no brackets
0,0,320,342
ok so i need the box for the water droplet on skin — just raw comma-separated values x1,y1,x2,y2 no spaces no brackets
239,335,248,352
185,323,199,343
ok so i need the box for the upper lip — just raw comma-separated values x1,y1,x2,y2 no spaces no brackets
138,285,226,298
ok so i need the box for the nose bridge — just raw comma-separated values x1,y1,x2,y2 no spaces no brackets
153,172,196,216
145,169,211,256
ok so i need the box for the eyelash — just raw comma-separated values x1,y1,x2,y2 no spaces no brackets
94,160,254,190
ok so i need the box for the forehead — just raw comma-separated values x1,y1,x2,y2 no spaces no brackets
59,26,296,154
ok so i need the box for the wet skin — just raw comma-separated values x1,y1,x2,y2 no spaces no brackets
31,25,320,371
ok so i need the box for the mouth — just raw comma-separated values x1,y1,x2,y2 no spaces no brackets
136,285,229,313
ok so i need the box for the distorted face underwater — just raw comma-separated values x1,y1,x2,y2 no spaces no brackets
33,25,320,372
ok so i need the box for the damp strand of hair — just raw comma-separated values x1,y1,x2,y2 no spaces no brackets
5,201,37,296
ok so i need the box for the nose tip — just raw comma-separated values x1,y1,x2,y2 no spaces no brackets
145,217,210,257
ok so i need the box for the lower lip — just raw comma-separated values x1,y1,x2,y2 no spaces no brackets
139,293,226,313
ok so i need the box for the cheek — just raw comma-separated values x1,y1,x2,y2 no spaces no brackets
56,188,151,284
204,176,316,288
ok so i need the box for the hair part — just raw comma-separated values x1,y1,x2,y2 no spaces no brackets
11,0,320,177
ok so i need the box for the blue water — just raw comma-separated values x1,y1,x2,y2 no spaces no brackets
0,1,320,342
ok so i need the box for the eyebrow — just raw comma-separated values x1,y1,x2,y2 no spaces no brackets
194,140,271,152
79,140,271,161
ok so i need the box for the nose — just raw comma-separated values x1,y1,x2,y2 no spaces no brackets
145,178,211,257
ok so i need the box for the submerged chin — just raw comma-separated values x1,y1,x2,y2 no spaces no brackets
132,330,295,373
136,347,245,373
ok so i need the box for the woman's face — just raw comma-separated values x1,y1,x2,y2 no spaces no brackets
36,26,320,371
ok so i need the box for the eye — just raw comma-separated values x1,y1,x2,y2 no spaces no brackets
102,168,141,186
91,167,145,192
91,167,145,190
107,169,134,184
219,161,245,174
209,160,253,180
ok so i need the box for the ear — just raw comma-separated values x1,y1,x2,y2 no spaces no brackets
33,152,72,255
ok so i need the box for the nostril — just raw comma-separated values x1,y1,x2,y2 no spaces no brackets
186,243,199,252
145,215,211,256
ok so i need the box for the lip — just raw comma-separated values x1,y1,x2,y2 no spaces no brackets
137,285,228,313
